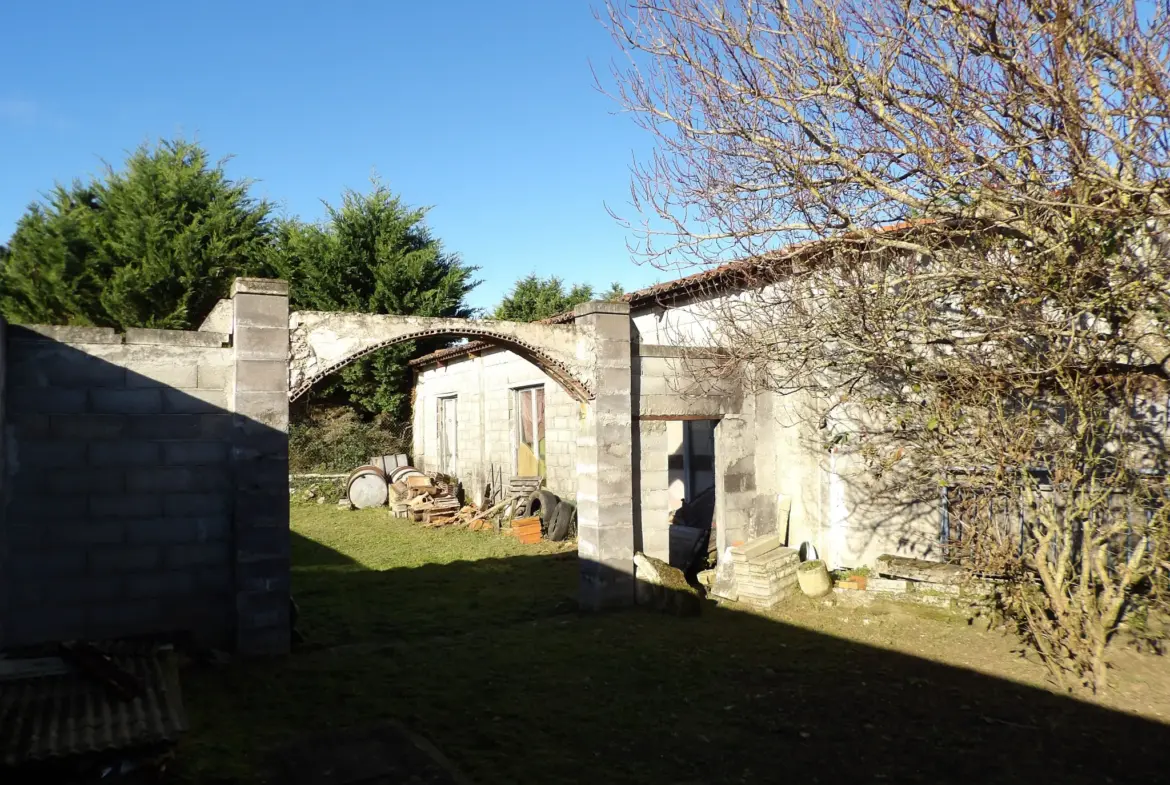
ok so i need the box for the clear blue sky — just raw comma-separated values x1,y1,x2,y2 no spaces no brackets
0,1,668,311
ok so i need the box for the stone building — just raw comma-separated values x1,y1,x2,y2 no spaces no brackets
410,268,942,573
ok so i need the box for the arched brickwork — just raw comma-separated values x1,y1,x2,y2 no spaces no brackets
288,312,592,402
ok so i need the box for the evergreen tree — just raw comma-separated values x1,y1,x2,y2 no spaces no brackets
0,139,272,329
271,184,478,417
492,275,593,322
601,282,625,301
493,275,625,322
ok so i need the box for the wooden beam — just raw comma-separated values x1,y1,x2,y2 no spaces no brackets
638,414,722,421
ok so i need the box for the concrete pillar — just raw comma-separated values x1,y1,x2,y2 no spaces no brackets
229,278,291,655
715,409,757,554
0,316,8,650
573,301,635,609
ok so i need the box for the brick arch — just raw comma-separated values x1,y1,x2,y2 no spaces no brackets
288,316,593,403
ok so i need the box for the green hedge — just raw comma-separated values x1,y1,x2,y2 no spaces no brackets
289,406,410,474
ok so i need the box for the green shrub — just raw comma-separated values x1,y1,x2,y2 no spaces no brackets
289,406,410,474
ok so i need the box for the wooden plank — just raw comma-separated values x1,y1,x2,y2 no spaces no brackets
638,414,723,421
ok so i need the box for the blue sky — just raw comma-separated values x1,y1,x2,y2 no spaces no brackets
0,1,669,310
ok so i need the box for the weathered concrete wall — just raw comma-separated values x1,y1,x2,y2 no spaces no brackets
635,350,743,418
413,349,580,502
0,279,290,654
636,420,671,561
406,288,946,573
574,301,636,609
229,279,292,655
291,312,591,403
632,292,945,568
631,295,724,347
3,326,236,648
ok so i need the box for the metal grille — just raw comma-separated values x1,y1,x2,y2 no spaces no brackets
941,478,1162,577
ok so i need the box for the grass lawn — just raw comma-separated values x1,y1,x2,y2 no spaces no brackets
176,505,1170,785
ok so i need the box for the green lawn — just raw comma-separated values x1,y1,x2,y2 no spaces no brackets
176,505,1170,785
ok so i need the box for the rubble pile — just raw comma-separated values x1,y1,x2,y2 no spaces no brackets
334,457,574,543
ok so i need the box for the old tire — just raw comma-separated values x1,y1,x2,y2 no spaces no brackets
547,501,575,542
526,490,559,530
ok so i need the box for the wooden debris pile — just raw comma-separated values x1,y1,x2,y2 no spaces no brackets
379,470,567,545
389,474,464,525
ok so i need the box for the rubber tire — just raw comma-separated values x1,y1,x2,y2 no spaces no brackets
526,490,560,531
546,500,575,542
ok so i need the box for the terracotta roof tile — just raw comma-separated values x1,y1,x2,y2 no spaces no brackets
410,220,935,367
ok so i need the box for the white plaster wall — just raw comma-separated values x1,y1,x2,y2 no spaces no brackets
409,292,948,569
632,295,724,346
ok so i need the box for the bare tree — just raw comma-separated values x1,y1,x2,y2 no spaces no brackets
602,0,1170,691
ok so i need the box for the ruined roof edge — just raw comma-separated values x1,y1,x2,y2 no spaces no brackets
410,220,935,368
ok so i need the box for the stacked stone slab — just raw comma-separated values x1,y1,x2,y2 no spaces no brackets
727,535,799,608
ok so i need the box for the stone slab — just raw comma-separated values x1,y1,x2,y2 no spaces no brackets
729,534,782,561
232,278,290,297
709,554,738,601
875,554,965,585
866,577,910,593
125,328,229,347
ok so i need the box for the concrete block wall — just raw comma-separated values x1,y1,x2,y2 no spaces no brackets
229,278,291,655
0,278,290,654
573,301,635,609
637,420,670,561
2,325,236,648
413,350,579,502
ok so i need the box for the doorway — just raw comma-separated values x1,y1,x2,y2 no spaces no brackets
514,385,546,477
667,419,717,511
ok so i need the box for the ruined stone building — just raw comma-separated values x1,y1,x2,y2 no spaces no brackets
410,267,942,575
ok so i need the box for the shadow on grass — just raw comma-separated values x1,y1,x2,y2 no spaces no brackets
180,534,1170,785
288,530,578,645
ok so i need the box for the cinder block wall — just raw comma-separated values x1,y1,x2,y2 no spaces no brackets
637,420,671,561
0,278,290,654
413,350,580,502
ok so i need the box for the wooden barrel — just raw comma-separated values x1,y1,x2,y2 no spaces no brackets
346,465,389,509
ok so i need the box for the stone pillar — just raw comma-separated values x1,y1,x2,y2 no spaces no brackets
573,301,635,609
229,278,291,655
715,410,757,554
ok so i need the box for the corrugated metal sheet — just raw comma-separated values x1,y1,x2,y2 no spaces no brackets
0,649,188,767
